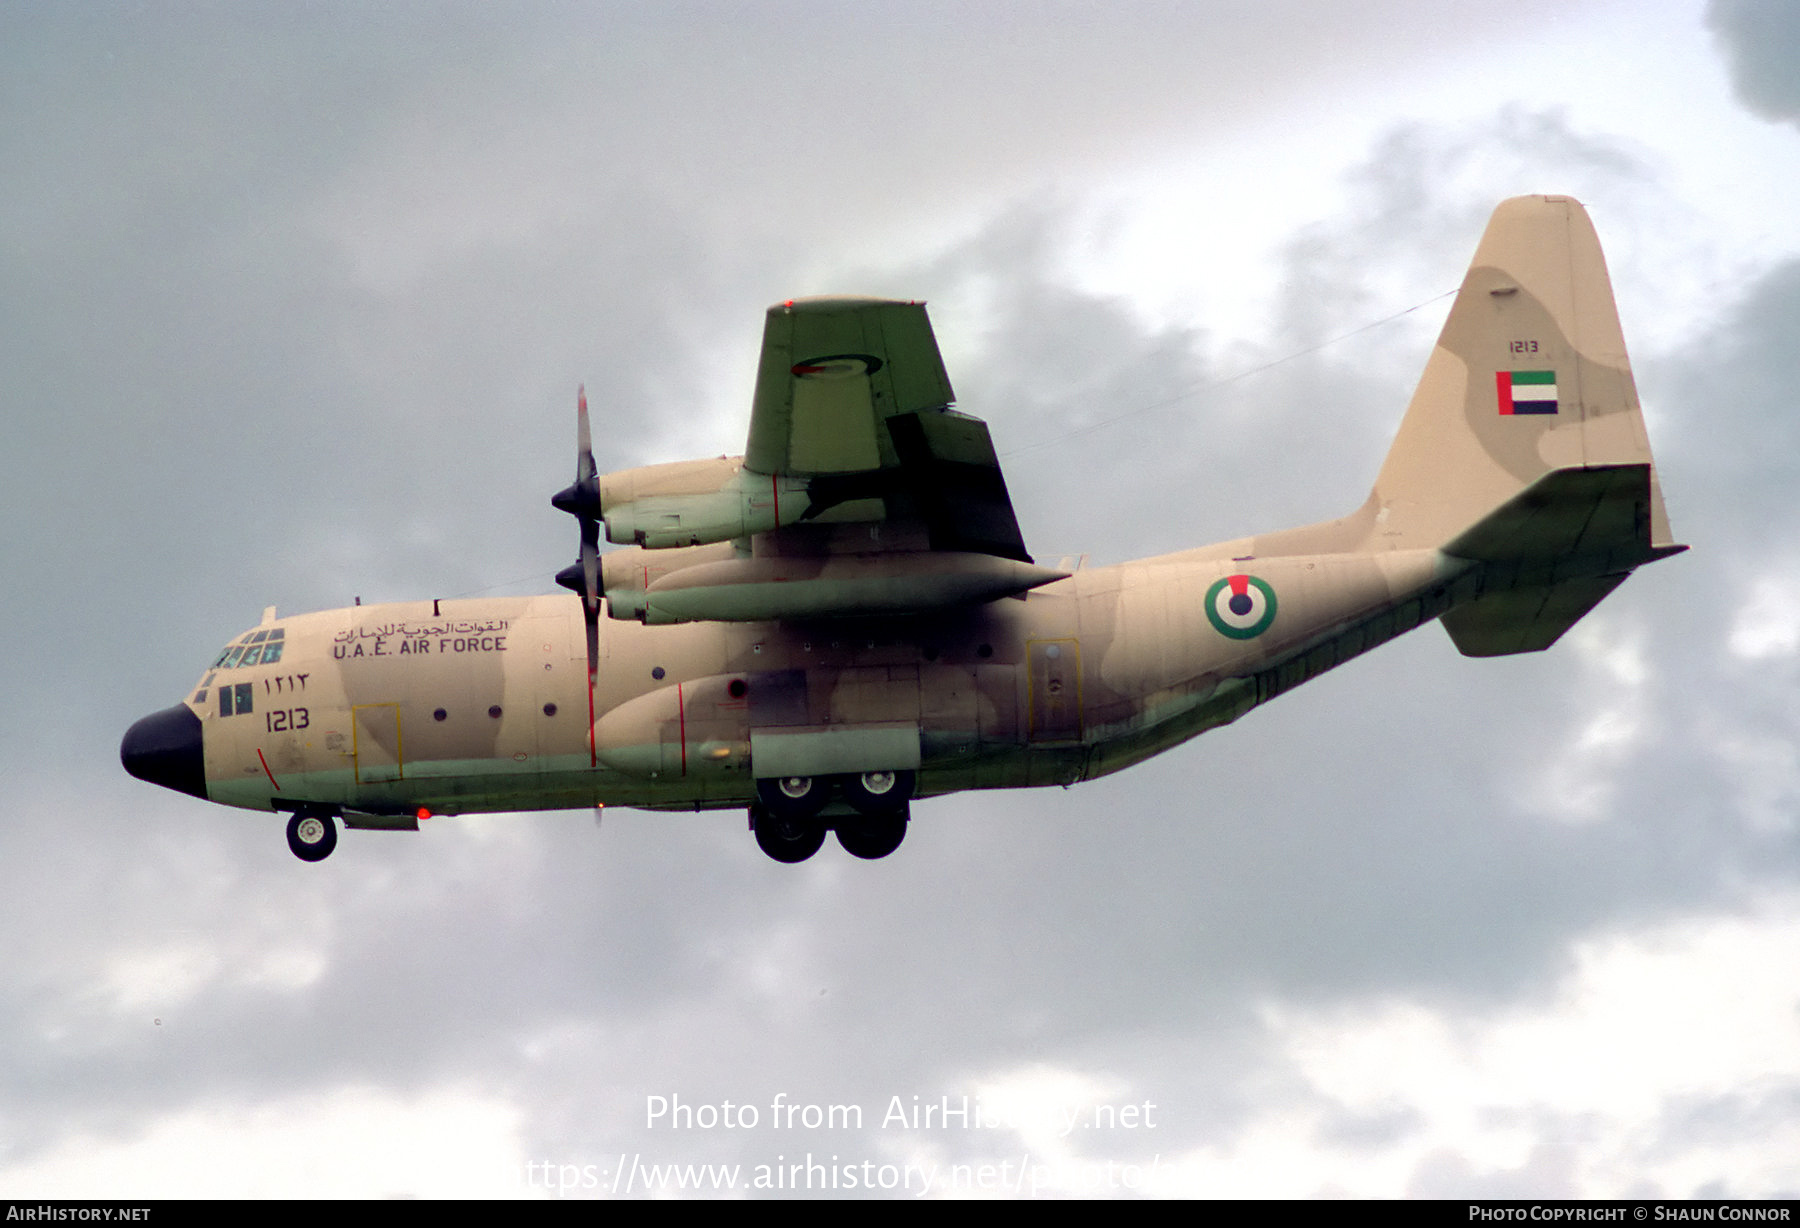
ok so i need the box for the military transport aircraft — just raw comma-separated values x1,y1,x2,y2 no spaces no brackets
123,196,1683,864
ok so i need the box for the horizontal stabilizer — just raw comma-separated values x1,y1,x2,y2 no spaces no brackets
1439,463,1686,657
1443,463,1682,571
1441,573,1629,657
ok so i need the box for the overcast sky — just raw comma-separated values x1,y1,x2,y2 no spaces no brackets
3,0,1798,1199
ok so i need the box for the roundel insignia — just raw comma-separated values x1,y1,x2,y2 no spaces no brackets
1204,573,1277,640
790,353,883,380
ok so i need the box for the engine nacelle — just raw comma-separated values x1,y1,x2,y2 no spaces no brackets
598,457,817,549
599,541,742,621
639,552,1069,624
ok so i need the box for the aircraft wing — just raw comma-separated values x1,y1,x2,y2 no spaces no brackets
585,297,1061,624
744,296,1031,563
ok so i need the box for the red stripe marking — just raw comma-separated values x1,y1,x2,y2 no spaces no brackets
677,682,687,776
255,748,281,790
772,473,781,527
586,663,597,770
1496,370,1514,415
1229,574,1250,597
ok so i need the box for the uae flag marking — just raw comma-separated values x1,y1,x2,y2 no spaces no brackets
1497,369,1558,415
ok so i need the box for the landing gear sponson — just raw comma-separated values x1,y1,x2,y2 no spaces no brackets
750,771,915,863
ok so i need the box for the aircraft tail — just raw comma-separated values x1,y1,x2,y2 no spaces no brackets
1370,195,1685,655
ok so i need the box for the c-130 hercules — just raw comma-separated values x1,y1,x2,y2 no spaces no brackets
123,196,1683,863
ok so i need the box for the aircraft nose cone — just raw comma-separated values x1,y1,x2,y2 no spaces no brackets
121,704,207,799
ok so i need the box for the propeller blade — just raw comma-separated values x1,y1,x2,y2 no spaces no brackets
581,528,600,610
548,386,607,767
551,384,602,521
576,384,594,485
548,386,608,765
580,522,601,675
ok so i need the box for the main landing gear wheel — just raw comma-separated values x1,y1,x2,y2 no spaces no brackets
756,775,829,820
835,808,908,860
286,811,338,862
751,803,826,864
841,769,915,814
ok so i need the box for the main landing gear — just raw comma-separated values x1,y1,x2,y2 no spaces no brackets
285,810,338,862
752,804,829,863
750,771,915,863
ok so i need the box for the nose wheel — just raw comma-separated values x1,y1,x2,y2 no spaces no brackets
286,811,338,862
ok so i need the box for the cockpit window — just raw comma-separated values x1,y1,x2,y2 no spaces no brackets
209,627,286,670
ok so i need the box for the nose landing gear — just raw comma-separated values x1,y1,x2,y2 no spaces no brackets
285,810,338,862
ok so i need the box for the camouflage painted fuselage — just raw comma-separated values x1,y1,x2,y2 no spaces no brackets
197,539,1447,819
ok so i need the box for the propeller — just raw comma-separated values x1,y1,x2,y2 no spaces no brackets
551,386,603,766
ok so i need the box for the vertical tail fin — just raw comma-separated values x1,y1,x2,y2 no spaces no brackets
1372,195,1684,654
1375,195,1675,549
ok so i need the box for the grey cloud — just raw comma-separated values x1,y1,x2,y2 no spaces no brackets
1408,1140,1584,1199
1273,107,1660,349
1709,0,1800,126
1665,258,1800,550
1314,1099,1427,1151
